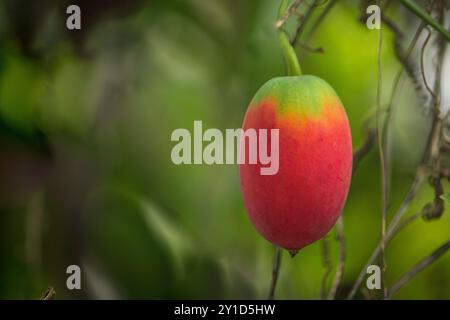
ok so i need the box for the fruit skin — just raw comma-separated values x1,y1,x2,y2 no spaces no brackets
239,75,352,251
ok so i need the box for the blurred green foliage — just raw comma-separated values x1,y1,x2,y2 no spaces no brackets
0,0,449,299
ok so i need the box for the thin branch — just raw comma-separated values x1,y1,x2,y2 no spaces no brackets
320,235,332,299
420,27,438,99
347,18,428,300
387,239,450,298
353,129,376,172
392,209,421,234
376,20,429,242
305,0,337,39
386,1,449,300
298,42,324,53
347,171,426,299
399,0,450,42
40,287,56,300
328,216,345,300
375,0,388,299
268,246,282,300
385,21,426,119
276,0,303,29
421,173,445,221
291,0,319,46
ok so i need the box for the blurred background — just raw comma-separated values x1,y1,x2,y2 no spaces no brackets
0,0,449,299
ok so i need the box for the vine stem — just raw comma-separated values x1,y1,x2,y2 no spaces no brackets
375,0,388,300
346,19,427,300
348,0,448,299
268,247,282,300
346,171,425,299
320,236,332,300
327,216,345,299
399,0,450,42
277,0,302,76
40,287,55,300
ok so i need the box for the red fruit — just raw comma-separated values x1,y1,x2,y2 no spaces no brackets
239,75,352,251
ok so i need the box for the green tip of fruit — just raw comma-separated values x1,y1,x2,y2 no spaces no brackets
250,75,340,118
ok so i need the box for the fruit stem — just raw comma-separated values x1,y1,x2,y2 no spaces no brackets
277,0,302,76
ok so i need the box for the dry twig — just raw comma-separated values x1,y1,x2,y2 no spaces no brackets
40,287,56,300
268,247,282,300
327,217,345,300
